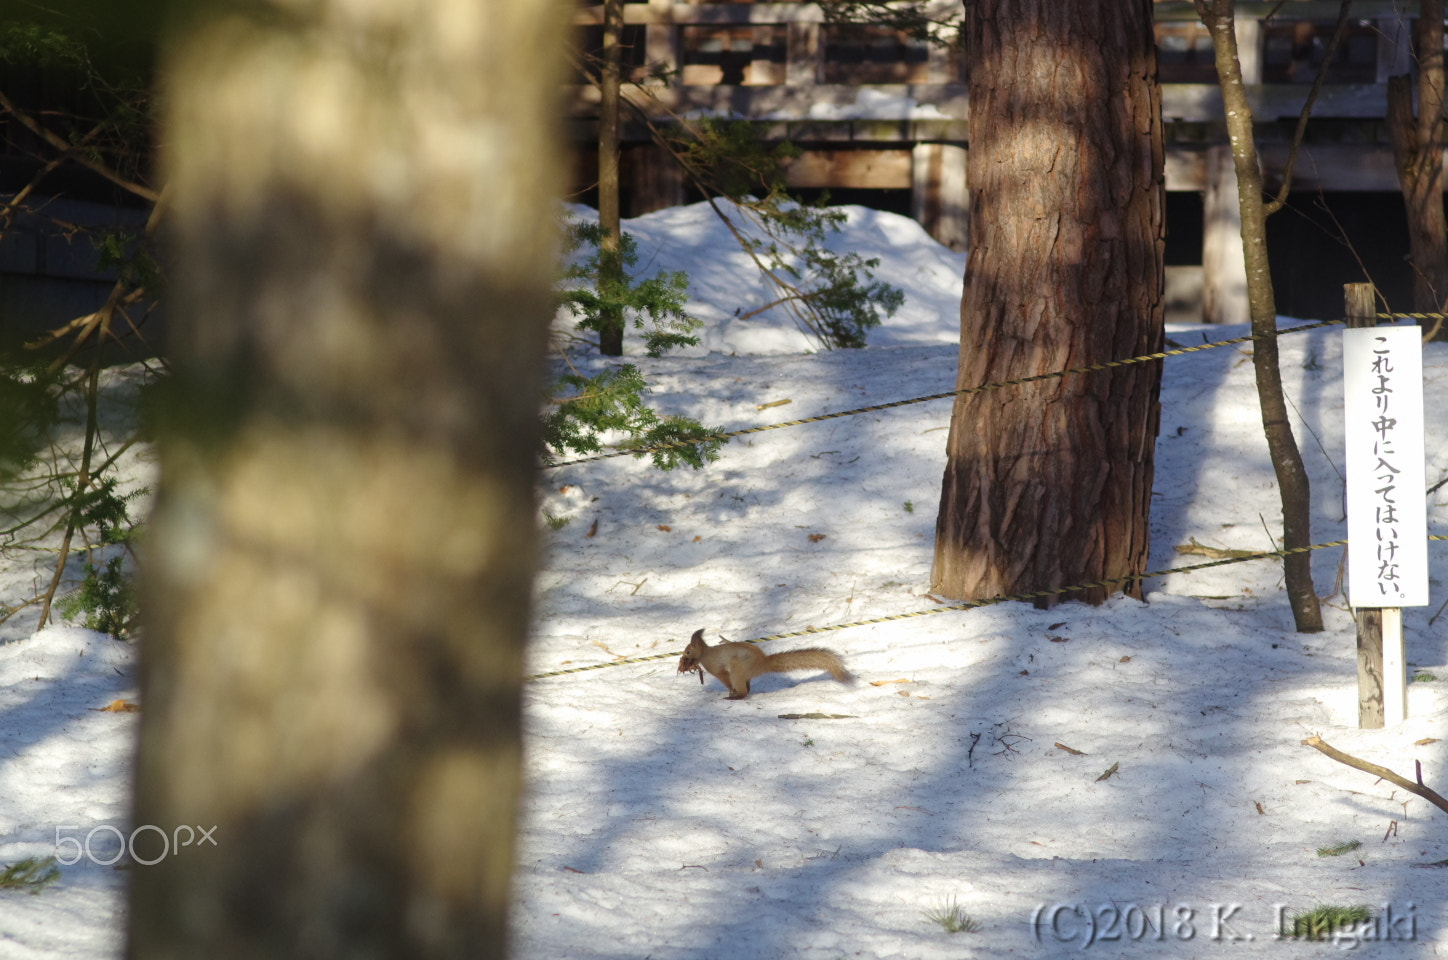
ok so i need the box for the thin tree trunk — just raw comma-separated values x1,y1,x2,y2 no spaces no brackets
598,0,626,355
1387,0,1448,333
1196,0,1323,632
931,0,1165,606
130,1,564,956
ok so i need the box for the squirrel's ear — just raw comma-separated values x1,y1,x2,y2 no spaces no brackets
690,628,705,642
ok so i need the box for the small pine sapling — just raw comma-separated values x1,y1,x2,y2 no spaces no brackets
57,555,139,640
560,222,700,358
548,224,723,469
923,896,981,934
54,476,146,640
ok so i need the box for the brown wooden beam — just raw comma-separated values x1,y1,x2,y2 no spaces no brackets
784,149,912,189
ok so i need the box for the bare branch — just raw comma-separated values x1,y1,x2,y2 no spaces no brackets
1303,735,1448,816
0,117,108,239
1197,0,1323,632
0,88,159,203
35,362,101,628
1264,1,1353,216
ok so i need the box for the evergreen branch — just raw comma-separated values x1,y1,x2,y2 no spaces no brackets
817,0,962,48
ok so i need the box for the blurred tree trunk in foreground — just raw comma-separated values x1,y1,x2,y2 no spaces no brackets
130,1,564,957
932,0,1165,607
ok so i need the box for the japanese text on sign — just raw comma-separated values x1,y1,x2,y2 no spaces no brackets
1343,325,1428,607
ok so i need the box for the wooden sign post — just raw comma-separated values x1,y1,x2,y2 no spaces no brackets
1343,284,1429,728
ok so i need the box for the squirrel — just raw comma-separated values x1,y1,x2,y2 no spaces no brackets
677,628,851,700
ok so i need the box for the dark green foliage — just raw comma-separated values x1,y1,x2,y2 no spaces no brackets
57,555,138,640
730,205,904,349
560,222,699,358
1315,839,1361,858
922,896,982,934
95,228,163,291
666,118,800,200
818,1,962,47
665,118,904,350
809,262,906,348
69,476,146,546
0,22,90,69
549,225,723,469
0,358,60,484
54,477,145,640
542,365,724,470
0,16,156,88
1288,905,1371,940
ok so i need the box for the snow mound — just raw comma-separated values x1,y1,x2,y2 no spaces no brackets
563,200,965,355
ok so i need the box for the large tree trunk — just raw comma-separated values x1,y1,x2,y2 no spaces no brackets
931,0,1165,606
1197,0,1323,633
129,1,564,957
1387,0,1448,336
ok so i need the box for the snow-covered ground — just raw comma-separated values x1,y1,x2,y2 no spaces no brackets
3,200,1448,957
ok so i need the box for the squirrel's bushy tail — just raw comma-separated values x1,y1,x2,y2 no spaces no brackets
767,647,851,683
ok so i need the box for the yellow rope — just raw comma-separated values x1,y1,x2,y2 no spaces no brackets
547,319,1345,469
527,535,1444,681
533,313,1443,682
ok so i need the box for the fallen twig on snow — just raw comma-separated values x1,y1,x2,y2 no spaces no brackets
1302,736,1448,816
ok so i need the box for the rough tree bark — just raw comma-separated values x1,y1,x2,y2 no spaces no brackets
1196,0,1324,633
129,1,564,957
931,0,1165,606
1387,0,1448,335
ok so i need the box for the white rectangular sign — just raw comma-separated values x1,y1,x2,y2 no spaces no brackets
1343,325,1429,607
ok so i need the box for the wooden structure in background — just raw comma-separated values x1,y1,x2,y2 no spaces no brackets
1202,144,1249,325
569,1,1440,319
